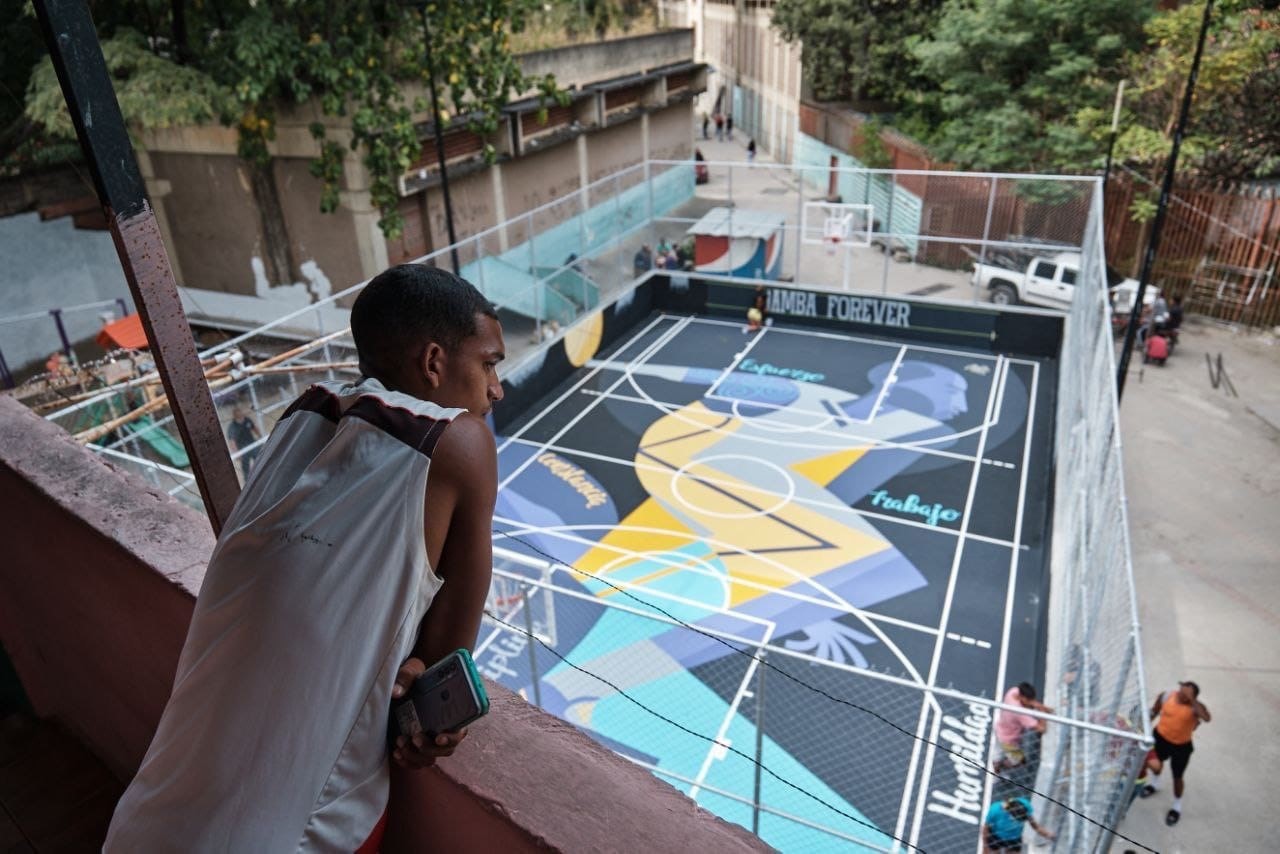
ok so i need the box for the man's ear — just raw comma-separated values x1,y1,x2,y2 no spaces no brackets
421,341,446,389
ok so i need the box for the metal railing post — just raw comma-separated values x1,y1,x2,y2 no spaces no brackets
751,649,766,836
880,173,896,295
794,166,805,283
32,0,240,530
49,309,73,361
521,586,542,708
976,177,999,303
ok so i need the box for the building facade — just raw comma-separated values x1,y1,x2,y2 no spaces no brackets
134,30,705,329
661,0,802,163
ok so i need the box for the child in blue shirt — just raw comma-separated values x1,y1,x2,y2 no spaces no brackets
983,797,1056,851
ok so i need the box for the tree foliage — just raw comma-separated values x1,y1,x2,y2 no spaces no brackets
12,1,561,238
772,0,944,104
1110,0,1280,182
909,0,1152,173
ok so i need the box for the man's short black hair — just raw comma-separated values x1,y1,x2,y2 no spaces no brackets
350,264,497,381
1006,799,1029,821
1180,680,1200,698
1018,682,1038,701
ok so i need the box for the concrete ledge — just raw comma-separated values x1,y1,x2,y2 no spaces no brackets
0,396,769,851
0,396,211,778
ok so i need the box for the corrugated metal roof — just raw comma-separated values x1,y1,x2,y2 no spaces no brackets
686,207,786,239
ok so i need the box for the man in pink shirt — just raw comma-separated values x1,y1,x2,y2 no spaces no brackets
993,682,1054,773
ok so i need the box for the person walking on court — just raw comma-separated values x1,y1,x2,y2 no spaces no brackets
701,113,710,139
714,113,724,141
982,797,1055,852
992,682,1053,773
726,113,734,139
747,138,757,163
1139,680,1210,826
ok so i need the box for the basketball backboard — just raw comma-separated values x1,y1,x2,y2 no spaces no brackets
801,201,874,249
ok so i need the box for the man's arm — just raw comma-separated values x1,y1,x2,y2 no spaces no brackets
1150,692,1165,721
415,414,497,664
392,414,498,769
1194,700,1211,724
1028,818,1055,840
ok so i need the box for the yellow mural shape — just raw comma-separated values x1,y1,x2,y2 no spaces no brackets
575,400,889,610
563,310,605,368
789,446,871,487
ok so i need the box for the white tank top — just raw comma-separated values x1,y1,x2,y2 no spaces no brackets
106,378,464,852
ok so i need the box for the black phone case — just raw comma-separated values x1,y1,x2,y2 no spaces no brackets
387,650,488,749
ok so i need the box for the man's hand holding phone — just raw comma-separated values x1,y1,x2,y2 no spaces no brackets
389,657,468,769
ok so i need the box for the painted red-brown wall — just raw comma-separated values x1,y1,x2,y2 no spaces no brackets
0,397,769,852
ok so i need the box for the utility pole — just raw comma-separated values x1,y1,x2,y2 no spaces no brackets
1116,0,1215,401
417,3,461,274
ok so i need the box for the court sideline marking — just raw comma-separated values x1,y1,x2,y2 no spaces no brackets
979,361,1042,831
894,355,1007,846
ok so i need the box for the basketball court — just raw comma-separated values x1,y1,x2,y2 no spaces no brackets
473,300,1058,851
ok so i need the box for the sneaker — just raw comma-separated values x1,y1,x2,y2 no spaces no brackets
1165,809,1180,826
1138,784,1157,799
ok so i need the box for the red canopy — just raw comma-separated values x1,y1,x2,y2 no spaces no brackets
96,313,149,350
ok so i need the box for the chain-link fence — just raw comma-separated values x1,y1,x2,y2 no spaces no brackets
1037,184,1152,853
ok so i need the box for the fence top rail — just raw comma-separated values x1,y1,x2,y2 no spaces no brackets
0,298,124,327
490,549,1150,743
648,158,1105,185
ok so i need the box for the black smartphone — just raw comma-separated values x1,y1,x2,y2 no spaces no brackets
387,648,489,749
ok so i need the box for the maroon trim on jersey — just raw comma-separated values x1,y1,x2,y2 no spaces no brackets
344,395,453,457
281,385,342,423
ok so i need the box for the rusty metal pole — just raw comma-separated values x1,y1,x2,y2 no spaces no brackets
31,0,240,533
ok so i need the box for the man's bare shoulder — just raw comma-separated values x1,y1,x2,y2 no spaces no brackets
433,412,498,478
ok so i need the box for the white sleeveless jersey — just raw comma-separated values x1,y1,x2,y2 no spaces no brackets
106,378,464,853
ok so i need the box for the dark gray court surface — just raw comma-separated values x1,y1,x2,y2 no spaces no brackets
479,310,1057,851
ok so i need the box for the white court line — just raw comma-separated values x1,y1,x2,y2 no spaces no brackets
495,518,934,686
688,622,776,800
498,316,693,492
946,632,993,650
978,361,1041,841
685,314,1011,361
892,355,1005,847
496,313,674,454
587,386,993,460
497,509,944,636
506,435,1029,552
906,355,1008,848
704,324,770,399
861,345,907,425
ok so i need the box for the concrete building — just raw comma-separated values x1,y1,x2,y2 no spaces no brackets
661,0,803,163
134,29,706,330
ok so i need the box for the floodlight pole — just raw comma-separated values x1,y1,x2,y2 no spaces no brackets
418,3,460,274
1116,0,1214,402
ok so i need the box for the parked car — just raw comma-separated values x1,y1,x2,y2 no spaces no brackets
971,250,1157,315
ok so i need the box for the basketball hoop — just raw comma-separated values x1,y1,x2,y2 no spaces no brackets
823,212,852,255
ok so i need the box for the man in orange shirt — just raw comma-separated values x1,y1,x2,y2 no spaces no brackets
1139,680,1211,826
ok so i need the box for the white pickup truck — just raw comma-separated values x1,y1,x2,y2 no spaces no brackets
971,251,1152,313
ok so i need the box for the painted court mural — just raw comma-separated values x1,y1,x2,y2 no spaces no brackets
475,294,1057,851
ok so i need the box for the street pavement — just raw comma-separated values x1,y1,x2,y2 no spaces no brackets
1114,319,1280,853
